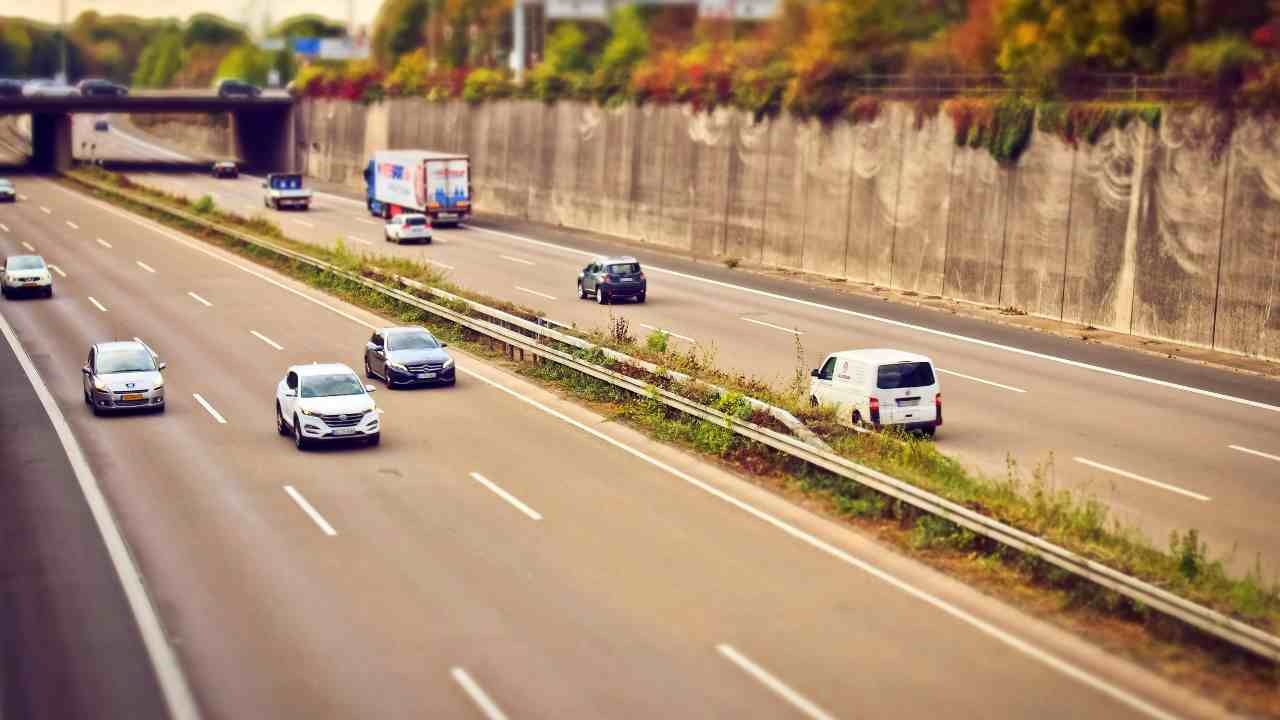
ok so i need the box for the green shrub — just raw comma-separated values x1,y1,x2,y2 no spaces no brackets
646,329,670,354
192,194,215,214
1180,34,1262,86
463,68,512,103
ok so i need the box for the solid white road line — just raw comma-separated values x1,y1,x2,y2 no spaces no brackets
500,254,535,266
717,645,835,720
250,330,284,350
136,260,157,274
1229,444,1280,464
936,368,1027,394
291,219,315,228
283,486,338,537
69,182,1179,720
464,223,1280,415
450,668,509,720
1073,457,1210,502
87,296,108,312
96,238,113,248
39,206,51,214
17,194,27,200
741,317,803,336
514,286,556,301
638,323,696,343
48,264,66,278
187,291,213,307
192,393,227,424
469,472,543,521
0,294,201,720
346,235,372,245
0,223,8,232
21,241,35,251
66,220,79,230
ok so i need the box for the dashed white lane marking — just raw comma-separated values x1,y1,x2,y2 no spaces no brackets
291,218,315,228
0,223,9,232
17,194,27,200
1229,444,1280,464
21,241,35,251
87,296,108,312
187,291,213,307
450,668,509,720
936,368,1027,394
469,472,543,521
283,486,338,536
425,258,455,270
514,286,556,301
355,217,380,225
192,393,227,424
1073,457,1210,502
346,235,372,245
250,330,284,350
39,206,51,214
740,317,803,336
96,238,113,248
66,220,79,230
500,255,535,266
48,264,66,277
717,644,836,720
638,323,696,343
136,260,156,273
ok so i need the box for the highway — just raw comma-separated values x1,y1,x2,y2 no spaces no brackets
77,116,1280,574
0,158,1218,716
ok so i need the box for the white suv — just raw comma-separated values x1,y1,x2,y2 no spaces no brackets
2,254,54,298
384,213,432,244
275,363,380,449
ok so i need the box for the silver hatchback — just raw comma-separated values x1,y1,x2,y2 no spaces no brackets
83,340,167,415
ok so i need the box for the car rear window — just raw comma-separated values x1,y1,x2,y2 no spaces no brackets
608,263,640,275
876,362,935,389
404,216,427,226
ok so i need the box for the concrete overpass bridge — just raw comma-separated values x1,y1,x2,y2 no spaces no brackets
0,92,295,172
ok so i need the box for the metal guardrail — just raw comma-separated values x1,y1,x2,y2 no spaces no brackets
74,174,1280,663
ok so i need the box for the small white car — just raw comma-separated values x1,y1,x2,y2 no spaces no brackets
276,363,380,449
2,254,53,298
810,349,941,437
22,79,78,97
384,213,432,244
0,178,15,202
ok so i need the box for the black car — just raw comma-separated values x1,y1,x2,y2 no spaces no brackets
93,119,109,131
212,161,238,178
0,79,22,97
216,79,261,99
364,326,455,389
77,79,128,97
578,255,646,304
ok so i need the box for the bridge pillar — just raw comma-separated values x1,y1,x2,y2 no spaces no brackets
230,106,295,174
31,113,73,173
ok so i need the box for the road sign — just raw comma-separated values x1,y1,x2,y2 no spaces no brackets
542,0,778,20
698,0,778,19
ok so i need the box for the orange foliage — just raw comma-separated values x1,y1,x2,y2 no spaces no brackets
948,0,1001,72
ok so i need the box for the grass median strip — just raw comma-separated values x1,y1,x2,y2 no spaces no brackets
63,167,1280,712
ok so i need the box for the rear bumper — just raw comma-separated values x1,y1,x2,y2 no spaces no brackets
601,283,645,298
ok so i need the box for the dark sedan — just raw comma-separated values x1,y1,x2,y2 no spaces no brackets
77,79,128,97
364,326,455,389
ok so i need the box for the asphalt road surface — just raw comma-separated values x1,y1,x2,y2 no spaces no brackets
76,116,1280,575
0,167,1220,718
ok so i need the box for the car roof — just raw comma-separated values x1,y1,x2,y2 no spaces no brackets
94,340,148,352
291,362,356,377
0,178,12,184
596,255,639,265
380,326,432,336
829,348,934,366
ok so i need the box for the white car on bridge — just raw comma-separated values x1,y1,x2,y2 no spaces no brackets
276,363,380,449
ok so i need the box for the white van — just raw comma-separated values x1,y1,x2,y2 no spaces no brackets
810,349,942,436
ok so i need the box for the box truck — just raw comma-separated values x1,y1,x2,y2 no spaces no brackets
364,150,471,225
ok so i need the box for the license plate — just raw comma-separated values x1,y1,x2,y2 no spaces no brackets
896,398,920,407
418,372,436,379
122,393,144,401
438,213,455,220
333,427,357,436
24,282,39,287
621,278,634,282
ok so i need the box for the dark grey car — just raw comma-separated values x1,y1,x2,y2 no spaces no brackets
578,256,646,304
364,327,455,388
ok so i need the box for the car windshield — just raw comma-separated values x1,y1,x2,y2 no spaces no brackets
608,263,640,274
271,175,302,189
876,362,936,389
0,180,11,188
98,348,156,374
404,216,427,226
7,256,44,270
300,373,365,398
387,332,439,351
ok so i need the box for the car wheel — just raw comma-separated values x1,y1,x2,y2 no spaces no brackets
921,425,937,439
636,292,645,304
154,403,165,414
44,287,53,298
596,287,608,305
852,410,863,427
425,237,432,244
366,433,380,447
277,403,289,436
364,358,374,379
293,415,308,450
577,281,586,299
91,402,102,417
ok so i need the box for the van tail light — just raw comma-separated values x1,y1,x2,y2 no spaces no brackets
869,396,881,427
935,393,943,426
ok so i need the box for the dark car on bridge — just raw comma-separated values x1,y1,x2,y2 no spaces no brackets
212,161,238,178
76,79,128,97
0,79,22,97
216,79,262,99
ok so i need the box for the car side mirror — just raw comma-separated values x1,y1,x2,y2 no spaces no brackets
366,342,378,351
440,342,448,348
365,384,377,393
283,388,297,397
82,365,91,375
810,368,819,377
158,362,167,371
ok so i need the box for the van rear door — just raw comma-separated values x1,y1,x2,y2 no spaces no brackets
874,361,937,424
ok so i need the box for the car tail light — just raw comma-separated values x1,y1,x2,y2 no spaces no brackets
935,393,942,426
639,272,645,280
869,396,880,426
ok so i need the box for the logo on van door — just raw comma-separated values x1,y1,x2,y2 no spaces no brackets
837,360,850,381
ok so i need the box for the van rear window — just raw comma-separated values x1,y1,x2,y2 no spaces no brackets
877,362,935,389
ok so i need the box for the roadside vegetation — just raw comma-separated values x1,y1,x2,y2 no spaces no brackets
66,166,1280,710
